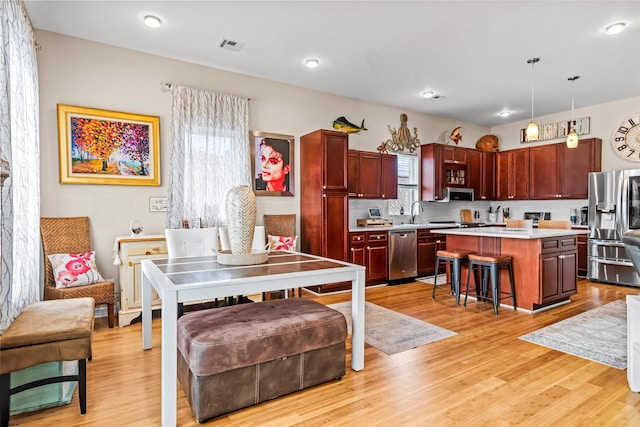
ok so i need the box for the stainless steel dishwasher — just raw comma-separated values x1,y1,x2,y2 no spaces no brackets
388,230,417,281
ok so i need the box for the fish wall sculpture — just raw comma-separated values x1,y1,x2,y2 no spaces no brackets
333,116,367,133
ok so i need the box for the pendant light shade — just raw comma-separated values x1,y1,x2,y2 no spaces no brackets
566,76,580,148
525,57,540,142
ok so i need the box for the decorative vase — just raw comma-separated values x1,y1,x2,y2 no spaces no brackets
225,185,256,255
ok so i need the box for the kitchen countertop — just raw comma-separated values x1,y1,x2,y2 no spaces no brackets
435,226,588,239
348,222,504,232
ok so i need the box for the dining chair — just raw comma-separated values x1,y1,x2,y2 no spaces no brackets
504,219,532,228
165,227,219,316
264,214,300,298
538,220,572,229
40,217,115,328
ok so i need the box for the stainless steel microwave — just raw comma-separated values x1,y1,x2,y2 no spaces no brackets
438,187,474,202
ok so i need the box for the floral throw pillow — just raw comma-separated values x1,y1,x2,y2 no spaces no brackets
268,235,298,251
48,251,105,289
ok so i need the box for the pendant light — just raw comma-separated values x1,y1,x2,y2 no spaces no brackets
566,76,580,148
525,57,540,142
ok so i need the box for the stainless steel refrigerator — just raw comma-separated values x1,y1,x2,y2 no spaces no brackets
588,169,640,287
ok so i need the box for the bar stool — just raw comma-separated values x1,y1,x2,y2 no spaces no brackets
433,250,475,305
464,254,517,314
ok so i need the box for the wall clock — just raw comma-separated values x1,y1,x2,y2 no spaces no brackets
612,113,640,161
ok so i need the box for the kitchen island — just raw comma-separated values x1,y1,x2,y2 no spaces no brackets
435,226,588,311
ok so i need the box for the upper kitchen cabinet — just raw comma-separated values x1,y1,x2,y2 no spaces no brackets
442,146,467,164
559,138,602,198
348,150,380,198
421,143,468,201
347,150,397,199
529,138,602,200
381,153,398,199
467,149,496,201
496,148,530,200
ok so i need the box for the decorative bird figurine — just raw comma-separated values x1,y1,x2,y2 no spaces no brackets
332,116,367,133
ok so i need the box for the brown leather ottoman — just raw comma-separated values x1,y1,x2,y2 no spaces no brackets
177,297,347,422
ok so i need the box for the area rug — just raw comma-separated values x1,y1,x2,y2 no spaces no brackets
327,301,456,355
519,300,627,369
416,275,448,285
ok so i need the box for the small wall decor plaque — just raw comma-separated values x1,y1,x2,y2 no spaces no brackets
520,116,590,143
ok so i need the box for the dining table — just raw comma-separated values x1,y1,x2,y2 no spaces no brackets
141,250,366,427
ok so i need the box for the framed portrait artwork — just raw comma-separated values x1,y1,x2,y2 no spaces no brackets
250,130,294,196
57,104,160,185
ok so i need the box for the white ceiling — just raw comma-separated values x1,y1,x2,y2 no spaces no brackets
24,1,640,127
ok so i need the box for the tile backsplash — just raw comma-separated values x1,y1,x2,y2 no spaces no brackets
348,198,588,228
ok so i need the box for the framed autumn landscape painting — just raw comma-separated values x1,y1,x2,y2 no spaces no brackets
57,104,160,185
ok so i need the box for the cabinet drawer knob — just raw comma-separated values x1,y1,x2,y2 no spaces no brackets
145,251,151,255
128,261,133,267
366,246,371,250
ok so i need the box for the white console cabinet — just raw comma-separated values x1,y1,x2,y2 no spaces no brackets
628,295,640,392
116,235,167,327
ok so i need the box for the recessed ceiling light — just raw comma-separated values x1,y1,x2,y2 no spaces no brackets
605,22,625,35
498,111,511,118
144,15,162,28
305,59,319,69
421,90,435,99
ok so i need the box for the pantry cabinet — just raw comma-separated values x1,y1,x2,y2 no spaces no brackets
300,129,349,293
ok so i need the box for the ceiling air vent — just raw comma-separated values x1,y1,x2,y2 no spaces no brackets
218,39,245,52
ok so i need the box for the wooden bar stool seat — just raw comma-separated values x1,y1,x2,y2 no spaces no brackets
433,249,475,305
464,253,517,314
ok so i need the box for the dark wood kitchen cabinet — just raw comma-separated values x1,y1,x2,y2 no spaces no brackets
577,233,588,276
496,148,530,201
467,149,496,200
349,231,388,286
300,129,349,293
540,236,578,305
380,153,398,199
417,229,447,277
529,138,602,200
348,150,397,199
421,144,468,201
348,150,381,198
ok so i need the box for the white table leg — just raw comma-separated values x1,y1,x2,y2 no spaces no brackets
161,291,178,426
141,267,152,350
351,269,365,371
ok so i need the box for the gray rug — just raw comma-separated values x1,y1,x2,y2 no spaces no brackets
416,275,448,285
328,301,456,355
519,300,627,369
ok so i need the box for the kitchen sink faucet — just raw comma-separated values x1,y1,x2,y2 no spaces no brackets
410,201,424,224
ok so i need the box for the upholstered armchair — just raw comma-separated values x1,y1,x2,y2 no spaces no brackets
40,217,115,328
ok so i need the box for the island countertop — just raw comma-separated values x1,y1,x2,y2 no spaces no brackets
434,226,587,239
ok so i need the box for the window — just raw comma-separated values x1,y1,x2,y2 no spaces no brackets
388,153,418,215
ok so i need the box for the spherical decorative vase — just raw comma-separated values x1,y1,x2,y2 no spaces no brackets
225,185,256,255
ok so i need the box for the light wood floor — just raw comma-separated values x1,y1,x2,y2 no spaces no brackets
9,279,640,426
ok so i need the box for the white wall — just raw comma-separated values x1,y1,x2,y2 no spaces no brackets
490,95,640,171
36,30,489,298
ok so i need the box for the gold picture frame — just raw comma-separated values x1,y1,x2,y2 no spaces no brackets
250,130,294,196
57,104,160,185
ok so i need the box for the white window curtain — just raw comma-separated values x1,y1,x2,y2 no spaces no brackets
167,85,251,229
0,0,41,333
